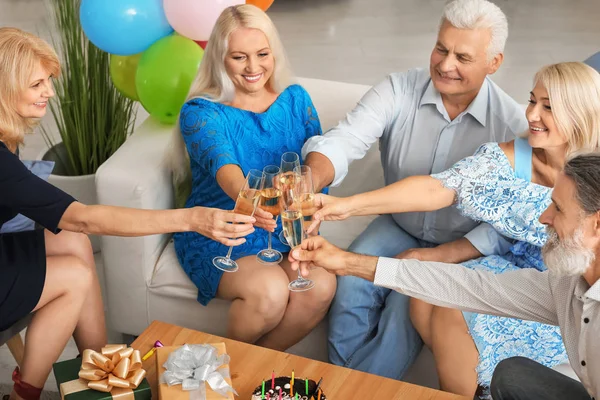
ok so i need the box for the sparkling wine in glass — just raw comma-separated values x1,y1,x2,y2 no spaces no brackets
256,165,283,264
278,152,301,246
280,173,315,292
295,165,317,231
212,169,264,272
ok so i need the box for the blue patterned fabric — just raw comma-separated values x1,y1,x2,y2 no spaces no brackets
174,85,322,305
432,142,568,394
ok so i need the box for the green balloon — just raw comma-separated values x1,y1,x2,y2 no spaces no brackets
136,34,204,124
110,53,142,101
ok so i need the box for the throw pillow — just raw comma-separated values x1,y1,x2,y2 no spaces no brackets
0,160,55,233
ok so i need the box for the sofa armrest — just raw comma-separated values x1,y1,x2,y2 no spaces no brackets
96,116,175,335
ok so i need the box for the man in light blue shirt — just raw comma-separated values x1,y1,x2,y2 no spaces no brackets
302,0,528,381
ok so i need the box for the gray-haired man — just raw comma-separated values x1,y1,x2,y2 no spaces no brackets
303,0,526,379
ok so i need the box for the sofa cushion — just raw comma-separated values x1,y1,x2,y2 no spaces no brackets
151,239,198,300
1,160,55,233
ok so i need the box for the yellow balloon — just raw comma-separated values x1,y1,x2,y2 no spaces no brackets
110,53,142,101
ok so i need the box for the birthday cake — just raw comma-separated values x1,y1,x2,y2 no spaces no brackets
251,376,326,400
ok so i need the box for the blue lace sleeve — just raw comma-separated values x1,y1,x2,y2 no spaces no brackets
432,143,550,246
179,100,239,178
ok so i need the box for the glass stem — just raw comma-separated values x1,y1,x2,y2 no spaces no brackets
225,245,233,260
268,215,278,251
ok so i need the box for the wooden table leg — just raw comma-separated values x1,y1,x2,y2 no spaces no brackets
6,333,25,367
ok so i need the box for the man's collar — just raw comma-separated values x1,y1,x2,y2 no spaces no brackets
419,77,489,126
583,277,600,302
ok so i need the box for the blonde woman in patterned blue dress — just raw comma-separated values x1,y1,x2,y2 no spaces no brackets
306,61,600,398
169,5,336,352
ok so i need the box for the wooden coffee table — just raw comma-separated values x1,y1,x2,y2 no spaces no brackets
131,320,468,400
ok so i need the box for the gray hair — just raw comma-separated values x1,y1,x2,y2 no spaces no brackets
564,153,600,215
441,0,508,60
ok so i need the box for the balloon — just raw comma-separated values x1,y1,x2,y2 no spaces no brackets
195,41,208,50
80,0,173,56
136,34,204,124
110,54,142,100
246,0,274,11
164,0,240,42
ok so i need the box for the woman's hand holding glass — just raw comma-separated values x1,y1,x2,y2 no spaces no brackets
212,169,265,272
305,193,356,234
252,207,277,232
189,207,256,246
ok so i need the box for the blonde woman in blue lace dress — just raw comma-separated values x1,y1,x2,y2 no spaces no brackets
306,61,600,398
169,5,336,351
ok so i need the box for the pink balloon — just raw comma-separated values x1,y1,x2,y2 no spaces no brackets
164,0,241,41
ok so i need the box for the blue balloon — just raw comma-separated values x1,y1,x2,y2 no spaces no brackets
80,0,174,56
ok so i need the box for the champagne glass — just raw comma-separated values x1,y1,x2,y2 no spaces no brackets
256,165,283,264
213,169,265,272
294,165,317,232
280,173,315,292
278,152,301,246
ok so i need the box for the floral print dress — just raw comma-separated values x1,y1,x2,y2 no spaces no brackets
431,139,568,395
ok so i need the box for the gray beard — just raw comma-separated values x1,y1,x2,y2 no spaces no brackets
542,227,594,277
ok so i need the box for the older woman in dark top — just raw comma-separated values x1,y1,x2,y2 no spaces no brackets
0,28,255,400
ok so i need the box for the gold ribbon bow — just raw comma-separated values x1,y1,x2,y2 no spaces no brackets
76,345,146,395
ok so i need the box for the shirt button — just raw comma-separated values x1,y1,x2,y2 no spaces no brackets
584,317,590,323
581,360,586,366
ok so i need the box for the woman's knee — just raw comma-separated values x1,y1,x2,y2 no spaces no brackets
243,271,289,320
58,255,93,291
431,306,465,331
46,230,93,264
410,298,431,324
42,255,94,305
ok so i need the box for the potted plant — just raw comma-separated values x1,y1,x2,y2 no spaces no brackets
40,0,137,251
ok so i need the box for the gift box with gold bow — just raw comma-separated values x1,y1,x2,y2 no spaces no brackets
52,344,151,400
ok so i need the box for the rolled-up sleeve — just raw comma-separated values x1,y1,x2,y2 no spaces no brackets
302,74,404,187
464,223,514,256
373,257,559,326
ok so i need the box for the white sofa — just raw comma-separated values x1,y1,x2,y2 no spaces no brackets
96,77,576,388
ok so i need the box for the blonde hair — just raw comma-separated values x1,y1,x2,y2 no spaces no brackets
528,62,600,156
169,4,294,191
0,27,60,151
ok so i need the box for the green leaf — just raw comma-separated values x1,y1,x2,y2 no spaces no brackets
41,0,136,176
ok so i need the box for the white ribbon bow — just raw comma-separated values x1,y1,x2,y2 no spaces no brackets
160,344,238,400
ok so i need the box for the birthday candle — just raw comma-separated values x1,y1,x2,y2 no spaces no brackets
141,347,156,361
279,387,282,400
317,389,322,400
272,370,275,389
291,370,295,396
262,381,265,399
267,394,270,400
305,379,308,395
295,393,298,400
